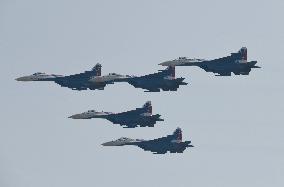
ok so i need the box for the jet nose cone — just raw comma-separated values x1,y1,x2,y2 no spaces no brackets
68,114,81,119
160,60,180,66
15,77,25,81
159,61,171,66
15,76,33,81
101,142,112,146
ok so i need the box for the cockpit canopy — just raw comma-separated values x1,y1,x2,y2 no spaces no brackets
172,57,188,61
117,137,132,141
108,73,119,76
87,110,96,113
175,57,205,62
32,72,46,75
115,137,144,142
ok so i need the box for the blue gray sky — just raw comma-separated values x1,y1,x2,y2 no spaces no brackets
1,0,284,187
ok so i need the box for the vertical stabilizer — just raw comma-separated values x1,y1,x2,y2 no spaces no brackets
239,47,247,61
166,66,175,78
92,63,102,76
173,127,182,142
143,101,152,114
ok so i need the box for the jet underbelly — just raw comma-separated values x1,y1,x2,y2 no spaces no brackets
128,78,160,90
137,141,170,153
106,114,140,127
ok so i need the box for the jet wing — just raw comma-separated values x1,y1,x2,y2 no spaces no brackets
53,78,88,90
207,51,241,64
135,137,170,154
209,56,232,63
197,61,233,76
126,72,168,92
137,136,168,145
111,108,145,117
59,69,98,80
128,77,181,92
134,66,174,80
54,77,106,90
133,71,165,80
104,108,153,128
125,66,181,92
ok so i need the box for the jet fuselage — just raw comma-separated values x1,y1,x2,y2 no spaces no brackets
69,101,164,128
159,47,260,76
102,127,193,154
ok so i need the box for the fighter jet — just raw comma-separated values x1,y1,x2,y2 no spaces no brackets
69,101,164,128
159,47,260,76
102,127,193,154
120,66,188,92
15,63,129,90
